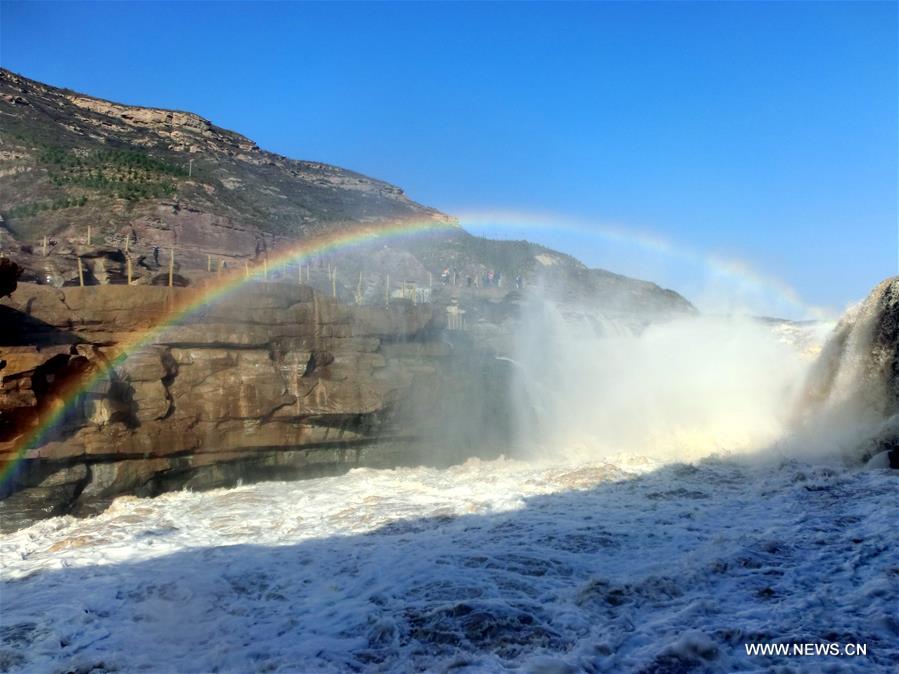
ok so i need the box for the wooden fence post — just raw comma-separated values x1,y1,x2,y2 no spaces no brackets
207,255,212,272
77,258,84,287
87,225,91,246
42,236,48,256
127,256,132,285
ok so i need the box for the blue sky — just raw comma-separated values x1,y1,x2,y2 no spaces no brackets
1,1,896,316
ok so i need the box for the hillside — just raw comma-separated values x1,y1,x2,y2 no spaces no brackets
0,68,693,316
0,68,451,250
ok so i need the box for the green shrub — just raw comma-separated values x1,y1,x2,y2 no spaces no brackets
33,144,187,204
4,196,89,219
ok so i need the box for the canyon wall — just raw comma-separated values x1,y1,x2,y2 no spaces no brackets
0,283,513,531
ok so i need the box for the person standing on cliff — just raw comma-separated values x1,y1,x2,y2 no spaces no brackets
153,245,160,266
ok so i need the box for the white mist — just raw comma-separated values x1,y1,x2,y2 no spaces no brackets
511,295,816,463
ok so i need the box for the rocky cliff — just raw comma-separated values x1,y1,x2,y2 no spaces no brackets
0,282,513,531
794,276,899,465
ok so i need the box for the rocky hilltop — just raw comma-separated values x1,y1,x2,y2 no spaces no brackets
0,68,449,252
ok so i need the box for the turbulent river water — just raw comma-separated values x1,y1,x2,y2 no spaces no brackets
2,453,897,673
3,308,898,673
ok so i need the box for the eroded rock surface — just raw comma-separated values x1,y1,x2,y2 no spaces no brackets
0,283,511,530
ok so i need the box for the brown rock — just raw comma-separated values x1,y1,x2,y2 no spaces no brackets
0,281,512,530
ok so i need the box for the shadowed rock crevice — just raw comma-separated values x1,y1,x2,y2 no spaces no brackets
0,259,23,298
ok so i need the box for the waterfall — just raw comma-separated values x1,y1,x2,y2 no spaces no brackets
510,293,808,462
792,277,899,463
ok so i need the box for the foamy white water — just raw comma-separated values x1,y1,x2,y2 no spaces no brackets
1,455,896,673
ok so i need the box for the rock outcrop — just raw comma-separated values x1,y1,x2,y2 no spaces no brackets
0,258,22,297
795,277,899,465
0,282,513,531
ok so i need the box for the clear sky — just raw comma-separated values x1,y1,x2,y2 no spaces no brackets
1,1,896,317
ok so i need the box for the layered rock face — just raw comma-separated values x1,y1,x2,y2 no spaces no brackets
795,277,899,464
0,282,512,531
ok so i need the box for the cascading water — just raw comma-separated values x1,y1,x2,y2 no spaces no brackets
511,291,817,462
790,276,899,463
3,283,898,674
508,276,899,466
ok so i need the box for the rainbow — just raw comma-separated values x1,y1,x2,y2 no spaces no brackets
458,209,832,320
0,216,458,488
1,209,828,488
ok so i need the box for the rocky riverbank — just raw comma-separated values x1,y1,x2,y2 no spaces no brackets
0,282,514,531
